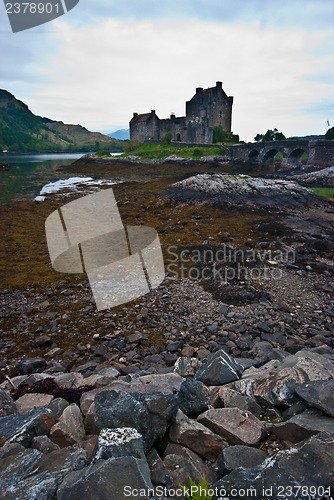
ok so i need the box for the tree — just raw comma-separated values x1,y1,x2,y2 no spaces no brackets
325,126,334,140
254,128,286,142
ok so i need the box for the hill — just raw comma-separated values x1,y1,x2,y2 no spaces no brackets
108,128,130,140
0,89,122,153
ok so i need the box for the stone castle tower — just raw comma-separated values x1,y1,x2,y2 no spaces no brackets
130,81,233,144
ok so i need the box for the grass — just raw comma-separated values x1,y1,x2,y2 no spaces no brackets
120,142,227,160
310,187,334,201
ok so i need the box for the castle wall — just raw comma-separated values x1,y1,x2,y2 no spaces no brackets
130,82,233,145
130,111,160,142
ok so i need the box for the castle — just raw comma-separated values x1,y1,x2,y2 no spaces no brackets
130,81,233,145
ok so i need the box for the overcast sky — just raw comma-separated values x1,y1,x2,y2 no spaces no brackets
1,0,334,141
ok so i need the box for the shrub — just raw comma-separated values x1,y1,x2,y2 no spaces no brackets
162,132,173,145
192,148,203,158
123,139,143,153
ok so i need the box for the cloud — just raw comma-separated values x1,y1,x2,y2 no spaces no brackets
22,16,334,141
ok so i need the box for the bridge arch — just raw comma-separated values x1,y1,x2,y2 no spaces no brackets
263,148,281,164
248,149,259,163
287,147,308,165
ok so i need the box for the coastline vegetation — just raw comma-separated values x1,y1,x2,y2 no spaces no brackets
119,141,228,160
310,187,334,201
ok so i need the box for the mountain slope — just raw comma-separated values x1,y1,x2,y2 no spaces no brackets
108,128,130,140
0,89,122,153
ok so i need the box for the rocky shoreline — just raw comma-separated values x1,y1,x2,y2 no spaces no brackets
0,156,334,499
0,344,333,498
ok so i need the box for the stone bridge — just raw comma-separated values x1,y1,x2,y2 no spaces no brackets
228,140,334,170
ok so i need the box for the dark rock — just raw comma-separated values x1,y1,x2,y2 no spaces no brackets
93,427,146,461
72,361,99,374
0,446,88,498
147,448,170,487
48,398,69,420
217,445,268,477
91,387,178,452
269,409,334,443
295,379,334,417
0,389,17,417
212,432,334,499
0,408,55,447
178,379,210,416
20,358,47,375
166,340,184,352
57,456,153,500
195,350,244,386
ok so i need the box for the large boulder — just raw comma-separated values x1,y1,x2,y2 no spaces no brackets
169,410,228,461
195,350,244,386
87,388,178,452
178,379,210,416
269,409,334,443
0,408,55,447
57,456,153,500
198,408,264,446
50,404,86,448
295,379,334,417
15,393,54,414
163,174,319,210
0,446,88,499
217,445,268,477
212,432,334,499
252,351,334,407
93,427,146,461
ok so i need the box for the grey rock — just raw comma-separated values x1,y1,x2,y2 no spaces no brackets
57,456,153,500
295,379,334,417
48,398,69,420
252,352,334,407
217,445,268,477
164,174,317,210
195,350,244,386
0,446,88,499
178,379,210,416
138,373,184,391
0,408,55,447
198,408,264,446
269,409,334,443
0,389,17,417
93,427,146,461
20,357,47,375
147,448,169,486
